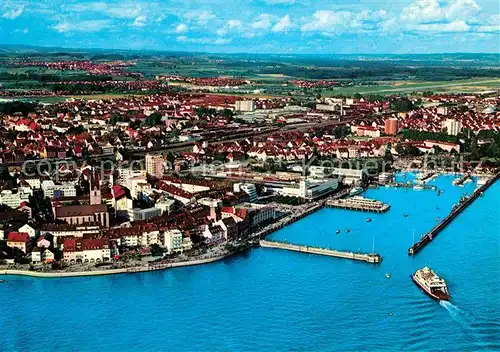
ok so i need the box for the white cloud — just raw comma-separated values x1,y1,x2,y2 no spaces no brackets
408,19,470,32
217,19,242,36
401,0,480,23
15,28,29,34
301,11,354,32
227,20,242,29
67,2,143,19
272,14,292,32
265,0,296,4
214,37,232,45
176,36,231,45
446,0,480,21
52,20,112,33
175,23,188,33
2,5,24,19
252,14,273,29
183,10,216,24
401,0,443,23
132,15,147,27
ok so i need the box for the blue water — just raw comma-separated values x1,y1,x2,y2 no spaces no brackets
1,174,499,352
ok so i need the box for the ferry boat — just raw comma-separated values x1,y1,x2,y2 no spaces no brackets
349,186,364,196
412,266,450,301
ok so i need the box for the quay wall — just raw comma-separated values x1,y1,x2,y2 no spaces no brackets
0,254,234,279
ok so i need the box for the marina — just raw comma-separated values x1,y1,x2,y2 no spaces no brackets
259,240,382,264
408,172,500,256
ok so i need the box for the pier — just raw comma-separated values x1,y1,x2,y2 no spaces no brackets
408,173,499,256
325,197,390,213
260,240,382,264
384,182,436,191
452,173,472,186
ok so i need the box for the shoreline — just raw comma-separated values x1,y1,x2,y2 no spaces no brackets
0,253,235,279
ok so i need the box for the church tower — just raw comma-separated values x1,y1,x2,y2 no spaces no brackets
89,168,101,205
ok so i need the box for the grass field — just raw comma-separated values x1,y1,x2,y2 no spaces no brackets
321,78,500,96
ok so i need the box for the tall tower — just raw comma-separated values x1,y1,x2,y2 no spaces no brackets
90,168,101,205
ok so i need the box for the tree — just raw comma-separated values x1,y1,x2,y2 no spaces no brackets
150,244,164,257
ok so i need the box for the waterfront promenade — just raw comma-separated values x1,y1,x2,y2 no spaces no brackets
260,240,382,264
0,253,235,278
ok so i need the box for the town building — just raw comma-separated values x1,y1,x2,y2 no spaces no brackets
0,187,32,209
7,232,31,254
235,100,256,112
41,180,77,199
163,229,183,253
384,118,399,135
54,204,109,227
442,119,462,136
233,183,258,203
145,154,165,179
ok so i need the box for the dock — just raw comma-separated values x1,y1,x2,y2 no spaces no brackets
408,173,499,256
452,173,472,186
260,240,382,264
325,196,390,213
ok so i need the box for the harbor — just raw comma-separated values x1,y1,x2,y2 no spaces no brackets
408,172,500,256
325,196,390,213
259,240,382,264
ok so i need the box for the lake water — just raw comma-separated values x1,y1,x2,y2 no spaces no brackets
1,174,499,351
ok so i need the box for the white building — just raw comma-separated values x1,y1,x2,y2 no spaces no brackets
233,183,258,202
264,178,339,199
140,229,161,247
128,207,162,222
41,180,76,199
18,224,37,238
156,197,176,215
235,100,256,112
0,187,32,208
163,229,183,253
442,119,462,136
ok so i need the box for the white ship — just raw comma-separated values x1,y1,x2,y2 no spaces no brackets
412,266,450,301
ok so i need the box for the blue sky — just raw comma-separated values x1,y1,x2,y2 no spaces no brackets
0,0,499,54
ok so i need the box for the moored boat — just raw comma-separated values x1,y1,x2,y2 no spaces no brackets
412,266,450,301
349,186,363,196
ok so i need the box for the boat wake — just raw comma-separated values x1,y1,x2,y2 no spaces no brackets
439,301,473,330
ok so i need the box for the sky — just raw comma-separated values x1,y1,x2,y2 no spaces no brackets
0,0,499,54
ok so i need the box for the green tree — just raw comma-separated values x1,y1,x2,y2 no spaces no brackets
150,244,164,257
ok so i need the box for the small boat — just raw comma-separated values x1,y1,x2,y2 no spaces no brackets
389,312,393,316
414,184,424,190
335,230,340,234
436,217,440,221
412,266,450,301
349,186,363,196
385,273,391,279
366,218,372,223
404,213,409,218
0,279,6,284
345,228,350,233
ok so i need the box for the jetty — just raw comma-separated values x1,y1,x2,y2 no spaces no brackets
326,196,390,213
260,240,382,264
408,173,499,256
384,182,436,191
452,173,472,186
